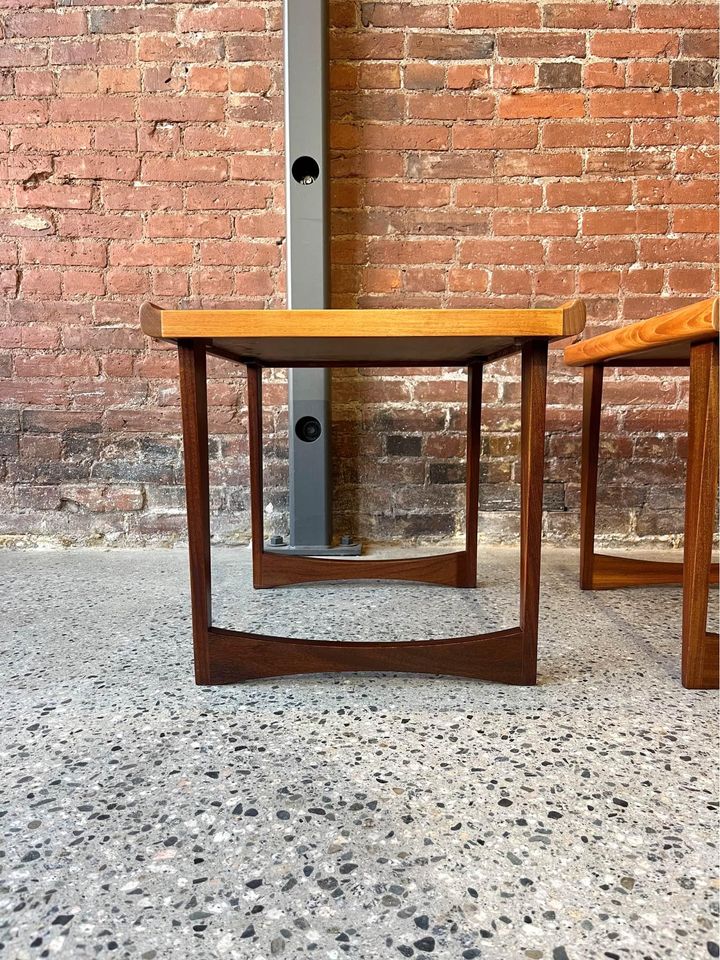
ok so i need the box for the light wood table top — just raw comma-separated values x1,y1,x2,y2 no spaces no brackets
140,300,586,366
564,298,718,367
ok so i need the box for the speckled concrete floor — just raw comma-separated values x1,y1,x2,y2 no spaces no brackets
0,546,718,960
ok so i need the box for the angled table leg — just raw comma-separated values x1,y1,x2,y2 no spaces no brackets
519,340,548,685
682,339,719,689
462,361,483,588
580,364,603,589
178,340,212,685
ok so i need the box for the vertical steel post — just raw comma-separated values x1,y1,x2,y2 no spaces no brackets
274,0,359,556
284,0,331,550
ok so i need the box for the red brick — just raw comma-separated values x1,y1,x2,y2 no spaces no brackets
199,241,281,267
447,64,491,90
583,61,626,89
548,239,637,265
681,32,718,58
102,183,183,211
363,124,449,151
459,238,544,265
590,32,679,58
13,126,93,151
680,92,719,118
673,209,717,234
369,239,456,265
0,100,47,123
16,183,93,210
583,210,669,235
365,183,451,208
454,123,537,150
456,183,542,209
6,10,87,38
50,96,135,122
543,3,631,28
185,184,270,210
590,92,677,118
633,119,718,146
623,267,664,294
109,242,193,267
499,92,584,119
15,70,54,96
636,177,717,206
141,157,227,183
496,152,582,177
22,239,106,266
635,4,718,29
676,147,719,174
139,97,225,123
627,61,670,88
542,120,629,148
453,3,540,28
492,64,535,89
178,6,265,32
54,155,140,182
229,65,273,94
639,237,718,264
448,267,490,292
403,63,445,90
147,213,232,239
497,32,586,58
493,212,578,236
668,267,714,293
361,3,448,28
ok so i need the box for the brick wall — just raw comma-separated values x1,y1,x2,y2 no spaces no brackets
0,0,717,547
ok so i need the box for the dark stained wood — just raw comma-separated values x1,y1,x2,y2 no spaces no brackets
246,364,265,591
177,340,212,685
206,626,526,684
463,363,483,588
251,362,482,591
682,339,719,689
579,364,603,590
257,549,467,589
149,311,560,686
573,307,719,689
519,340,548,685
587,552,718,589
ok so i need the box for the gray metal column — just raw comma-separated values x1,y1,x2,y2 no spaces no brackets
267,0,359,555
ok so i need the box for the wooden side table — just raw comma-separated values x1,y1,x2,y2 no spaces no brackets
141,301,585,686
565,298,719,689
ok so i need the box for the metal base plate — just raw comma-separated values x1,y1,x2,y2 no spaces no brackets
263,541,362,557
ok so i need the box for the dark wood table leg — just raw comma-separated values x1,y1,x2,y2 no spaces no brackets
246,363,265,590
462,361,483,588
519,339,548,685
178,340,212,685
580,363,603,589
682,338,719,689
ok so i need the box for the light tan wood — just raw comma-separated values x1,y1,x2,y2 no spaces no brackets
564,298,718,367
142,301,585,339
141,301,585,366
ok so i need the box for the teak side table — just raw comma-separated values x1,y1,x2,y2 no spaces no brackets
564,297,719,689
141,301,586,686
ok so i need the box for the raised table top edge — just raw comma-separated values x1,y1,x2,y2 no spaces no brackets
564,297,718,367
139,300,586,342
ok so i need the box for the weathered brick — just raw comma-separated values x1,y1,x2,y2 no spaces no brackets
0,1,712,549
538,61,582,89
671,60,717,88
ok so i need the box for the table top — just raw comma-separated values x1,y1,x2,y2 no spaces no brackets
140,300,586,366
564,298,718,367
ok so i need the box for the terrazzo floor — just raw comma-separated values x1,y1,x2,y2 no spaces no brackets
0,546,718,960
